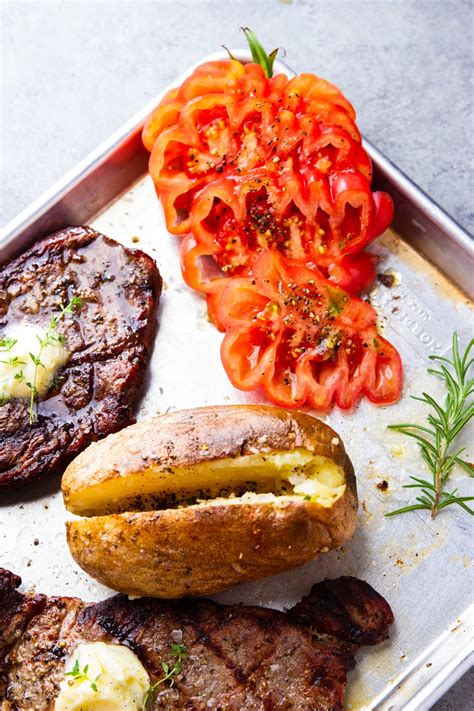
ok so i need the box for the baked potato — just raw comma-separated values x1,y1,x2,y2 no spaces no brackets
63,405,357,597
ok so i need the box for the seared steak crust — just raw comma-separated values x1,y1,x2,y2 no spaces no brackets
291,575,394,646
0,571,46,700
0,227,161,489
0,569,394,710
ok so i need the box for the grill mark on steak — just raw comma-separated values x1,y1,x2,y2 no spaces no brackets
0,227,162,490
0,569,394,710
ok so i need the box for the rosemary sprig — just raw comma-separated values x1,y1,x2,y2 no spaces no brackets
27,295,82,424
386,332,474,519
142,643,188,709
64,659,100,692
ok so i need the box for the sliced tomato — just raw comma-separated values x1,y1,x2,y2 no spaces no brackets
143,60,393,262
325,251,377,294
217,251,402,410
284,73,357,120
179,59,247,101
185,172,378,294
221,323,280,391
143,58,400,412
367,191,395,241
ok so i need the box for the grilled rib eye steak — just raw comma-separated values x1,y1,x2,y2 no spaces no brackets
0,227,161,489
0,569,394,710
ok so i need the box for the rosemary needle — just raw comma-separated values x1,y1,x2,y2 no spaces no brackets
386,332,474,519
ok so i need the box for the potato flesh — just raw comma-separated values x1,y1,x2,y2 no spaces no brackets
68,448,346,516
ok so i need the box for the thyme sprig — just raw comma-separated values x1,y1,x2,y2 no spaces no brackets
0,338,24,405
0,337,26,375
27,295,82,423
386,333,474,519
142,643,188,709
64,659,100,692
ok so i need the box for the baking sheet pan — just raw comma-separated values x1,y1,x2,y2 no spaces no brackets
1,52,473,710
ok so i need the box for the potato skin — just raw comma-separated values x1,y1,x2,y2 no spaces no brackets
63,405,355,513
66,489,357,598
64,405,358,598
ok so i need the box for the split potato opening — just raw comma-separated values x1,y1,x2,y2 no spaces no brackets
63,406,357,598
65,448,346,516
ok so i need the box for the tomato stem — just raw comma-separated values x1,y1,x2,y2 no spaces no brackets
241,27,281,77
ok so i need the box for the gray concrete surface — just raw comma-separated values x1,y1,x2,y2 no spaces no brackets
0,0,472,708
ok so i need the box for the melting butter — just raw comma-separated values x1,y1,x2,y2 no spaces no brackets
0,323,69,400
55,642,150,711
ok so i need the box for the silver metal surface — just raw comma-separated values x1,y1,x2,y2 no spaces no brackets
0,53,473,710
366,140,474,299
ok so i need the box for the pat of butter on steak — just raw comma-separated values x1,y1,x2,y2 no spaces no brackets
0,226,162,489
0,568,394,710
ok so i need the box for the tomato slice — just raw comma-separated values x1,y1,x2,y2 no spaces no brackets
325,251,377,294
142,89,181,152
221,323,280,391
217,251,402,410
185,173,378,294
143,60,393,262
